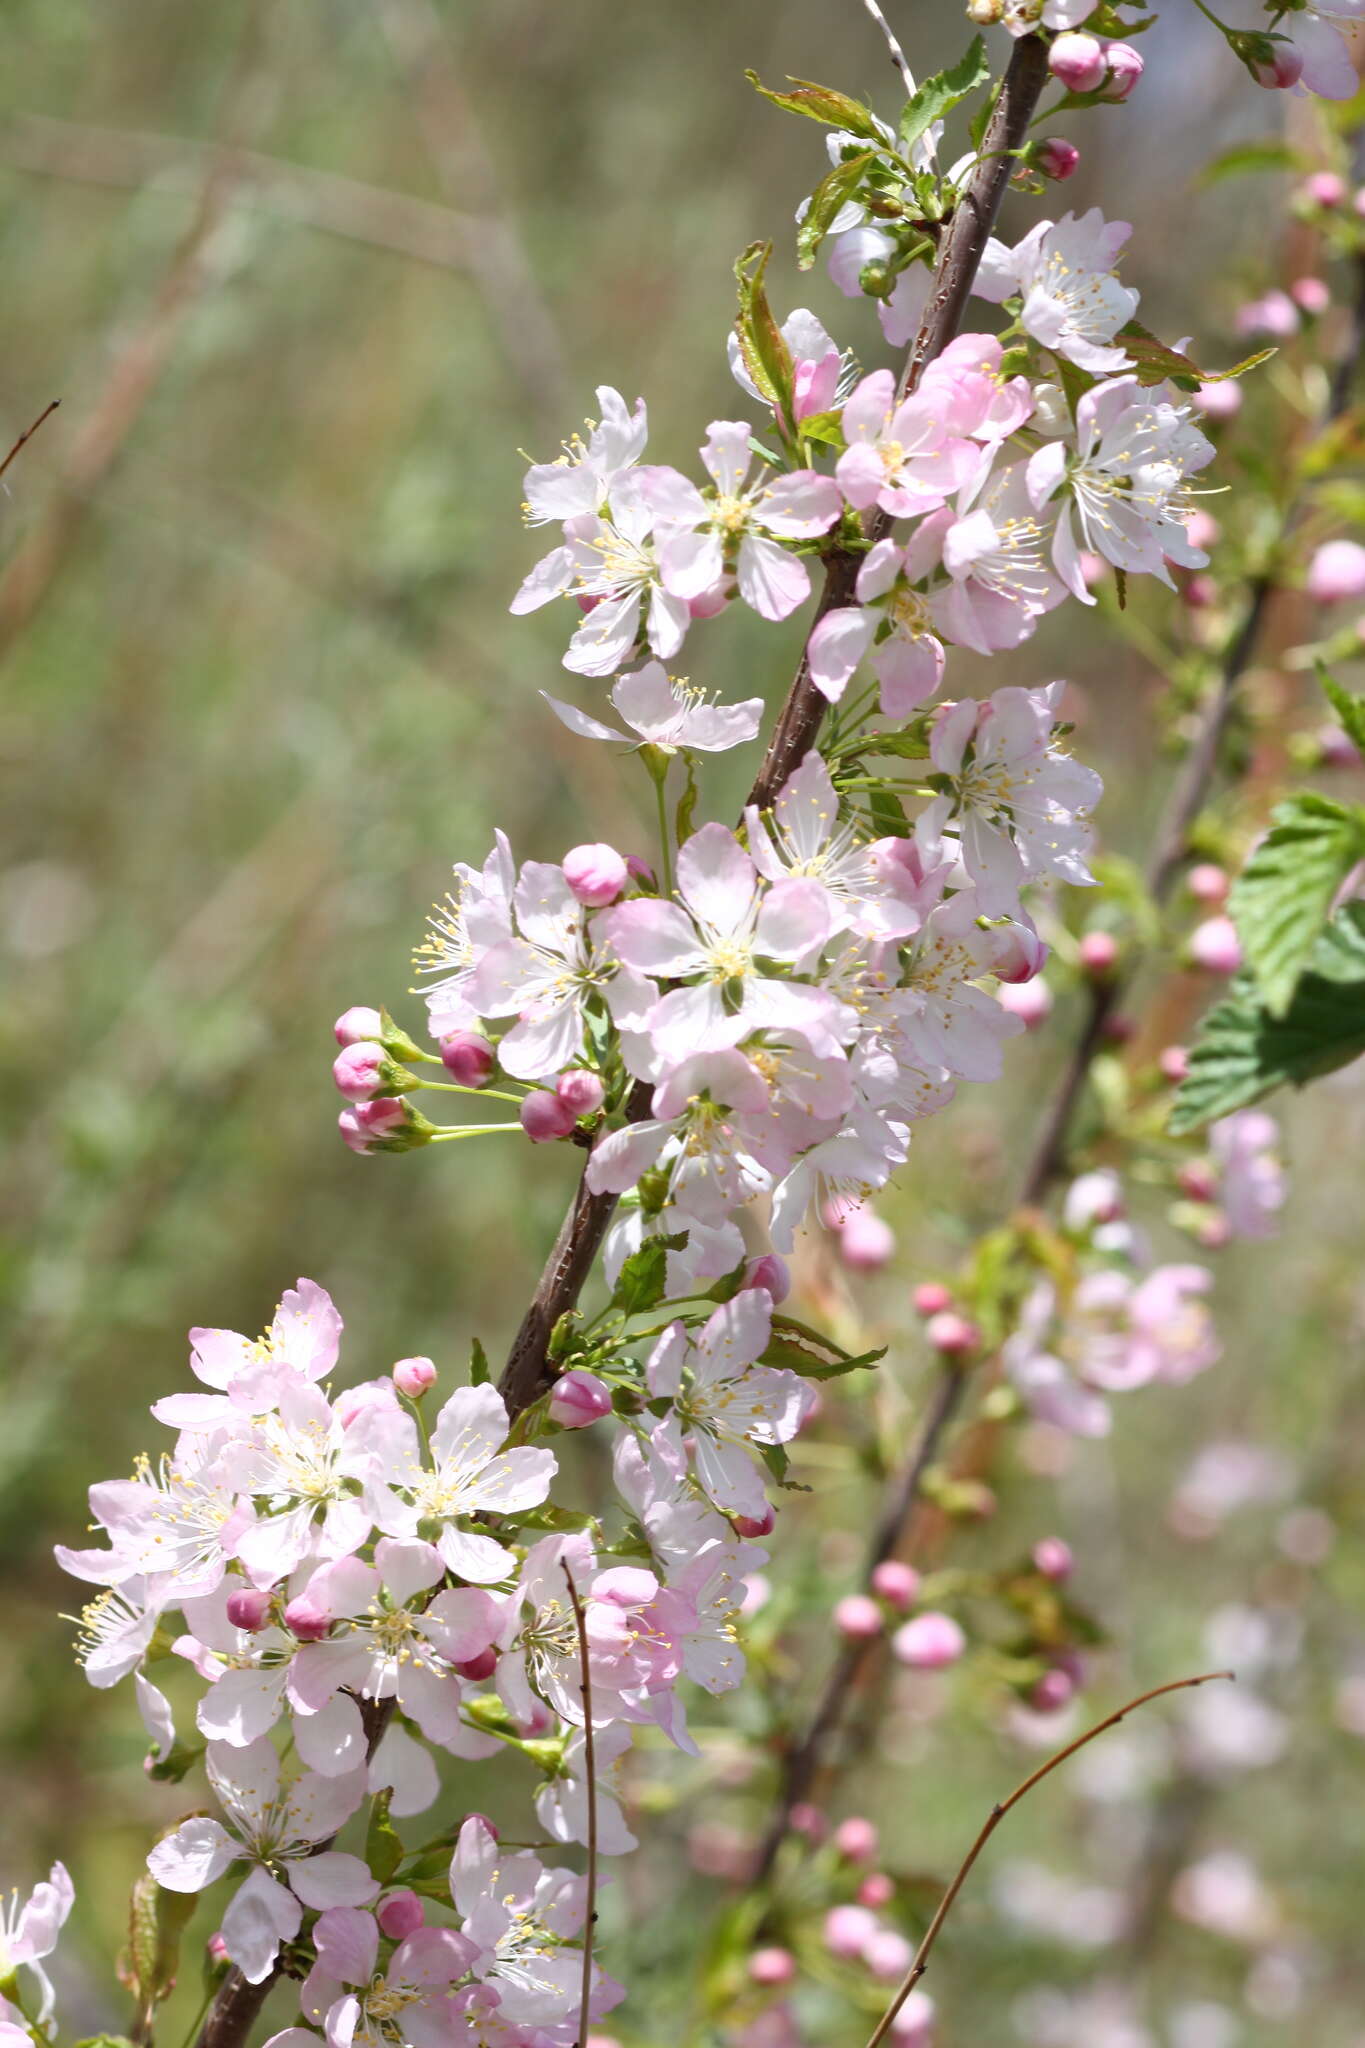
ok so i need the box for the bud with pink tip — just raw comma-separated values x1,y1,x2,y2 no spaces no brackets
824,1904,877,1959
913,1282,951,1318
1249,42,1304,87
732,1503,776,1540
1103,41,1144,97
789,1801,825,1840
520,1090,579,1143
748,1947,796,1987
333,1042,393,1103
334,1005,383,1047
865,1928,914,1981
997,977,1053,1029
1078,930,1120,978
441,1031,495,1087
1049,31,1106,90
1307,539,1365,603
562,843,629,908
555,1069,605,1117
834,1594,883,1641
1193,380,1242,422
1037,137,1081,182
225,1586,273,1631
871,1559,921,1609
925,1310,978,1357
548,1368,612,1429
891,1611,966,1670
988,919,1048,984
393,1355,437,1399
834,1816,879,1862
858,1872,895,1909
1030,1666,1076,1713
1292,277,1330,317
1304,171,1346,208
1188,915,1242,976
283,1595,331,1642
1188,863,1229,905
338,1096,427,1155
377,1890,426,1940
454,1646,499,1682
1159,1045,1190,1084
836,1204,895,1272
1185,511,1221,553
1031,1536,1074,1581
1177,1160,1218,1203
742,1253,791,1304
207,1933,230,1966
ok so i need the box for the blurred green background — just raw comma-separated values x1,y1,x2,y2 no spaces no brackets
3,2,1364,2044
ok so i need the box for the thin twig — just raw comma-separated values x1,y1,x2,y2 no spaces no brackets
0,399,59,486
561,1561,599,2048
863,1672,1234,2048
859,0,917,100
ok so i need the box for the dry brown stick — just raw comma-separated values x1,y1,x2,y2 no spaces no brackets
863,1673,1234,2048
500,32,1051,1418
0,398,60,485
562,1561,600,2048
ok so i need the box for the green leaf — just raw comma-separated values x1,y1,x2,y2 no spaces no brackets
611,1233,688,1317
1199,346,1275,384
798,407,845,450
764,1312,887,1380
1320,661,1365,755
797,150,876,270
366,1789,404,1884
469,1336,490,1387
733,242,794,423
1116,320,1203,390
510,1501,599,1532
968,78,1002,155
1229,791,1365,1015
899,36,991,155
1170,902,1365,1132
745,72,887,141
1196,140,1308,186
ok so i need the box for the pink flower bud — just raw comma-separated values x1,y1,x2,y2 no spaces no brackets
742,1253,791,1304
453,1646,499,1682
441,1031,495,1087
890,1989,935,2043
1250,42,1304,88
793,348,841,421
555,1069,605,1117
913,1282,952,1318
748,1947,796,1987
626,854,656,886
334,1005,383,1046
732,1504,776,1540
1031,1537,1074,1581
207,1933,230,1965
1237,290,1299,338
824,1904,877,1959
997,977,1053,1029
834,1594,884,1641
834,1816,879,1862
1307,539,1365,603
1188,863,1229,905
837,1205,896,1272
892,1611,966,1670
1193,380,1242,421
1304,172,1346,208
1185,511,1221,552
562,843,628,908
1049,32,1106,91
925,1311,978,1356
988,919,1048,984
283,1595,330,1642
1037,137,1081,182
1030,1666,1075,1713
225,1587,272,1631
1184,573,1216,610
548,1368,613,1429
1291,277,1330,316
871,1559,921,1608
377,1890,426,1940
1189,915,1243,976
1159,1045,1190,1083
864,1928,914,1980
1078,930,1120,978
789,1801,825,1840
1177,1160,1218,1203
333,1042,387,1103
393,1355,437,1399
858,1872,895,1909
1103,41,1144,97
339,1096,411,1155
520,1090,579,1143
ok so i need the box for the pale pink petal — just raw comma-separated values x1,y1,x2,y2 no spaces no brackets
737,533,810,621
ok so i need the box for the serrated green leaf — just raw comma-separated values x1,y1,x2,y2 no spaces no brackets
1230,791,1364,1014
1195,140,1307,186
733,241,794,424
899,36,991,155
366,1789,404,1884
763,1333,886,1380
745,71,887,142
611,1233,688,1317
469,1337,490,1387
797,151,876,270
1320,661,1365,755
1171,901,1365,1132
1117,320,1203,390
1200,346,1275,384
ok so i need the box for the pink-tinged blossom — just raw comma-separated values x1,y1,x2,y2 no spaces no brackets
520,386,647,525
368,1721,440,1820
836,369,978,519
413,832,516,1042
647,422,842,623
290,1904,477,2048
746,752,939,941
512,474,692,677
892,1611,966,1670
911,460,1065,658
465,859,655,1081
918,685,1103,915
603,823,851,1067
586,1048,775,1221
544,657,764,754
57,1432,252,1600
1278,2,1365,98
1005,1265,1220,1438
727,307,850,422
1027,377,1216,599
494,1532,682,1733
835,1204,896,1272
1208,1111,1285,1240
148,1740,375,1983
808,538,946,714
0,1864,74,2031
536,1722,639,1856
977,211,1138,374
148,1278,343,1433
1306,538,1365,602
368,1381,556,1582
647,1290,813,1520
227,1381,401,1586
450,1817,622,2030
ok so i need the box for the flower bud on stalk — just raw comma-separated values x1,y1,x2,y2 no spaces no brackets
1248,40,1304,88
376,1891,426,1940
1037,137,1081,181
440,1031,496,1087
1049,32,1106,91
891,1611,966,1670
520,1091,579,1143
562,842,629,907
742,1252,790,1303
333,1043,414,1103
548,1368,613,1428
393,1355,437,1398
333,1005,383,1046
871,1559,921,1608
225,1587,272,1631
338,1097,435,1154
1103,41,1145,98
555,1069,605,1117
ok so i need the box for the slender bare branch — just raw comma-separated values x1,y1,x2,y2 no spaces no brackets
562,1561,600,2048
0,399,60,487
858,0,917,100
863,1673,1235,2048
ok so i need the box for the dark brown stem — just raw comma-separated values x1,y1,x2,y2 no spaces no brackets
501,33,1051,1415
863,1673,1234,2048
752,1360,969,1884
0,399,59,485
